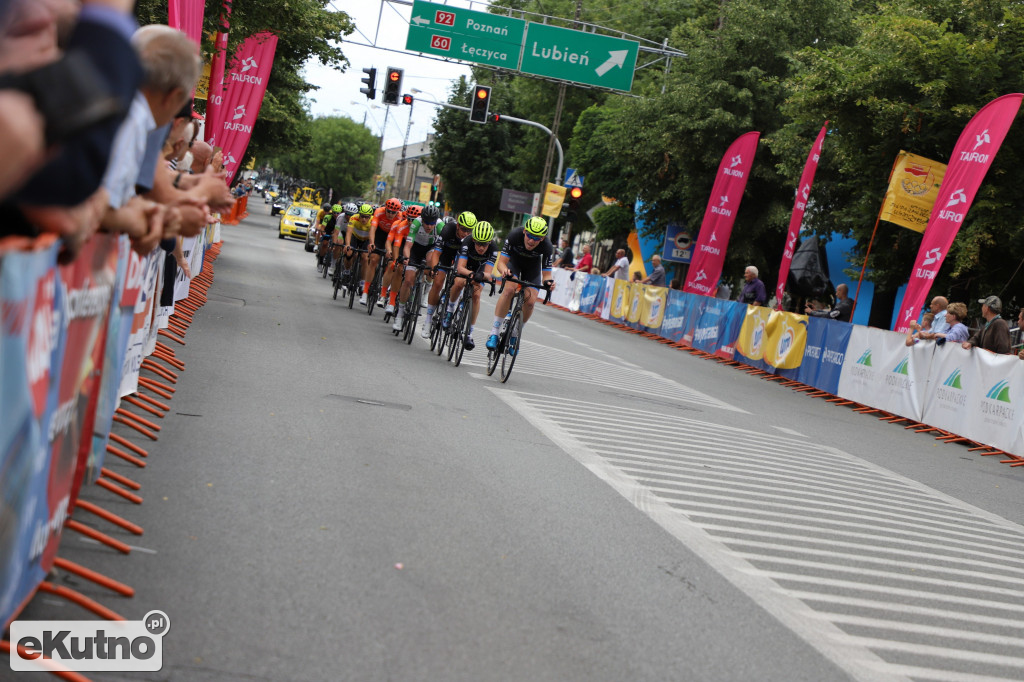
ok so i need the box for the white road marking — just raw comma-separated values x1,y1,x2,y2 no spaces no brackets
489,389,1024,682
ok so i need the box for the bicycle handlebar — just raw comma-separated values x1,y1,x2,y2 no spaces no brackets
497,274,552,304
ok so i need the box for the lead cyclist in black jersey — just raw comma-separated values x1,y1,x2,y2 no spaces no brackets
445,220,496,350
487,216,555,353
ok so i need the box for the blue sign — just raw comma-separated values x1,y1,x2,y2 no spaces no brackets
663,221,692,264
375,180,386,192
564,168,584,188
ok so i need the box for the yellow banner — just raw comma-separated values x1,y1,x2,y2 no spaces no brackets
610,279,630,319
641,285,668,328
418,182,431,203
736,305,771,361
879,151,946,233
541,183,567,218
763,311,809,369
627,283,644,323
194,61,211,101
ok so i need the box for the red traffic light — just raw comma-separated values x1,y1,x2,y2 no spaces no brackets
569,187,583,199
401,94,413,105
476,87,488,99
389,70,401,82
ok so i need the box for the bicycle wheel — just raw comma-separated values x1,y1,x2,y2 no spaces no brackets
367,263,382,316
347,260,360,310
404,279,422,344
446,300,463,362
500,309,522,383
433,294,449,355
321,253,329,278
453,299,469,367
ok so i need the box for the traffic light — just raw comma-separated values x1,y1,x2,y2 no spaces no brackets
566,186,583,222
469,84,491,123
491,113,501,123
401,94,413,105
359,67,376,100
383,67,403,105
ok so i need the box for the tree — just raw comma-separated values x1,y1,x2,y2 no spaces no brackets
267,116,378,197
781,2,1024,309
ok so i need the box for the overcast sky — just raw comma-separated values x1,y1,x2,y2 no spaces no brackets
305,1,475,150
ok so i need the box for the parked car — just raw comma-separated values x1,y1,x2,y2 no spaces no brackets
278,203,318,241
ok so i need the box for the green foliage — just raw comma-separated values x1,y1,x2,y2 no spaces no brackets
266,117,378,197
591,203,636,240
429,78,518,228
133,0,353,166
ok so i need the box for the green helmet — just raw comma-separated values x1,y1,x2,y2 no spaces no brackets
332,203,342,212
472,221,494,243
524,216,548,238
358,203,373,216
456,211,478,229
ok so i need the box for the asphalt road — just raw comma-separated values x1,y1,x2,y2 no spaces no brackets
14,202,1024,682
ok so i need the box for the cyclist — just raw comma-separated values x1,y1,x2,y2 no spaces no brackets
487,216,555,353
423,211,476,336
318,203,341,265
364,197,404,306
342,203,374,290
383,204,421,314
310,202,331,254
391,205,440,331
328,202,358,277
444,220,496,350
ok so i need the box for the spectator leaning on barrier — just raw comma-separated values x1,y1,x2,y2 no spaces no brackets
936,302,970,345
605,248,629,280
739,265,767,306
913,296,950,339
553,238,574,269
804,283,853,322
642,254,666,287
963,295,1012,354
905,312,934,346
574,243,593,272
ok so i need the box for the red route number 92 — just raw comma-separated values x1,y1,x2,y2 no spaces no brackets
434,11,455,26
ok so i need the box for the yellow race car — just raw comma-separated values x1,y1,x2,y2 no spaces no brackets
278,203,319,240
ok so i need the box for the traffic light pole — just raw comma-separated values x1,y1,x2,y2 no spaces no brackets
491,113,563,235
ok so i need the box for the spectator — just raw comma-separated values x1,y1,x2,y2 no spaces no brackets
963,295,1011,353
1015,308,1024,359
642,254,667,286
937,302,970,345
574,243,593,272
904,312,934,346
590,267,601,275
604,248,629,280
553,238,574,269
805,283,853,322
631,271,642,283
913,296,950,339
739,265,767,306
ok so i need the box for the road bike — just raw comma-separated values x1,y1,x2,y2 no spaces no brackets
337,246,366,309
445,274,494,367
365,248,389,316
486,275,550,383
393,262,428,345
428,265,456,354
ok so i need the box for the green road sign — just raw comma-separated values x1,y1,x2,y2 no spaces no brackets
406,0,525,70
519,23,639,91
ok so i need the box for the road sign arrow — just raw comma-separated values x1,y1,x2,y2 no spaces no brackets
411,15,431,26
594,50,628,77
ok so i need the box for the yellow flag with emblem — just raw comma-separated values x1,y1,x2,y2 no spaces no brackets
880,150,946,233
541,183,567,218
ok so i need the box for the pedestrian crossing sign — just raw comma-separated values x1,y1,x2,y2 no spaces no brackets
564,168,584,188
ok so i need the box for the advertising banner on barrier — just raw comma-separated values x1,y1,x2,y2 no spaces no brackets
763,311,809,370
119,252,162,398
609,279,630,322
626,282,644,325
568,272,584,312
777,316,851,393
837,325,932,420
923,344,1024,455
0,239,61,629
641,285,668,330
90,237,135,482
690,299,746,358
579,274,606,315
734,305,773,370
548,268,573,308
659,289,688,342
51,235,118,534
679,292,709,346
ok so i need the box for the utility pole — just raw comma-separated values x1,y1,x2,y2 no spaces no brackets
375,105,391,202
399,99,414,200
